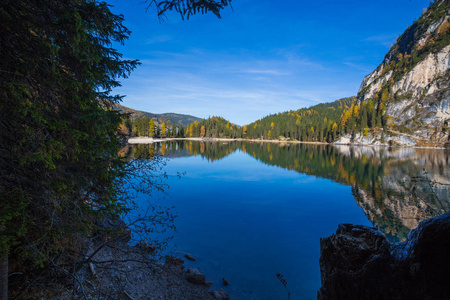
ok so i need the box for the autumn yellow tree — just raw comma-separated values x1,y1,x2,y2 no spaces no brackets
381,88,389,103
353,105,360,117
149,119,155,137
437,19,450,36
332,122,338,140
364,128,369,137
386,115,395,129
200,125,206,137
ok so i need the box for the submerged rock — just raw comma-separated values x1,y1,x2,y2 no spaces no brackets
212,288,229,300
165,256,184,266
222,277,229,286
186,268,206,284
136,240,156,253
205,281,214,287
318,212,450,300
184,253,197,261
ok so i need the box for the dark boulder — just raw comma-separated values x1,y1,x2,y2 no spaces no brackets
184,253,197,261
186,268,206,284
222,277,229,286
165,255,184,266
318,212,450,300
212,288,229,300
135,240,156,253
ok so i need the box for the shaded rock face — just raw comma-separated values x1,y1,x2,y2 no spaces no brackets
318,212,450,300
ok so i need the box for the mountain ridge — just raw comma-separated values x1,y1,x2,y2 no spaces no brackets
113,102,203,127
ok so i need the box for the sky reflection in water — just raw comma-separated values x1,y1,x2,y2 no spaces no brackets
127,141,449,300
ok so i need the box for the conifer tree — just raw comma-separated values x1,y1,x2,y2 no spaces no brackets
0,0,231,296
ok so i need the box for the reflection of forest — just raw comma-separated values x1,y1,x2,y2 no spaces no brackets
123,141,449,243
119,141,241,161
245,143,449,242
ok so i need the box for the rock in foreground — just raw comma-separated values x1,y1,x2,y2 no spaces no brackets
212,288,230,300
186,268,206,284
318,212,450,300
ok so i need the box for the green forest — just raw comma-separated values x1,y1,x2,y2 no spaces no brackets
125,95,391,142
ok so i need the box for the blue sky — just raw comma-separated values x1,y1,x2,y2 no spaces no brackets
107,0,431,125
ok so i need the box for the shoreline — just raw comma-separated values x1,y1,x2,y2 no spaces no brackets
126,137,446,149
64,219,229,300
127,137,328,145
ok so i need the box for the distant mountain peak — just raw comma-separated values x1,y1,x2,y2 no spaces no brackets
112,103,203,127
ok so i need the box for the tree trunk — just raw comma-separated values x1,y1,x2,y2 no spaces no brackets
0,253,7,300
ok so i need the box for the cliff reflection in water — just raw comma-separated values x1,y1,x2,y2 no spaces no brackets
122,141,449,243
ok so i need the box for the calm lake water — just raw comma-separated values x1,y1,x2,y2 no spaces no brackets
122,141,449,300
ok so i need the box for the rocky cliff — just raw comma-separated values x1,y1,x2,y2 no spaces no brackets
318,212,450,300
348,0,450,147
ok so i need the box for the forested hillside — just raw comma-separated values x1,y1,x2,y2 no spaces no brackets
186,116,242,138
243,97,354,141
126,95,392,143
113,102,202,127
175,97,357,142
127,115,244,139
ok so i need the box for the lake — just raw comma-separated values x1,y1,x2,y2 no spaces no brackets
121,141,449,300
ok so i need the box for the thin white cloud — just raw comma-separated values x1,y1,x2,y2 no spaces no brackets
242,69,290,76
343,62,372,73
145,35,173,44
363,34,397,47
117,47,357,125
119,71,352,125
